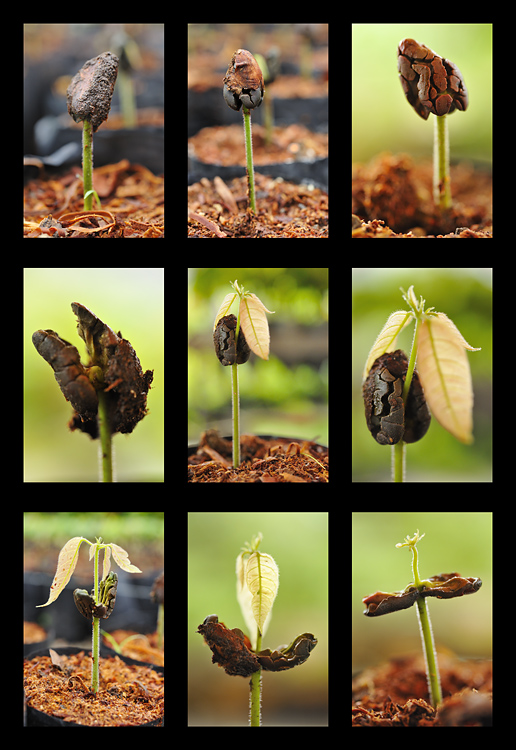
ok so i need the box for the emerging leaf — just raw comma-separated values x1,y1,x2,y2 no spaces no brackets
213,292,239,330
245,551,279,635
417,313,481,444
363,311,414,381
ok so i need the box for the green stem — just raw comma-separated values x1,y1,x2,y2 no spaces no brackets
91,615,100,692
392,316,421,483
97,389,113,482
433,115,451,210
249,631,262,726
393,441,405,482
83,119,94,211
415,596,443,707
91,548,100,692
232,362,240,468
407,534,442,707
242,106,257,213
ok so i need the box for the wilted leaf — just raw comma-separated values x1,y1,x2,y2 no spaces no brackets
245,552,279,635
239,294,275,361
109,542,142,573
36,537,87,608
49,649,67,670
363,311,413,381
417,313,481,444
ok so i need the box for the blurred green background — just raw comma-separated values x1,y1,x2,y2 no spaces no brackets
188,512,328,726
24,268,164,482
352,268,492,482
352,24,492,166
352,512,492,673
188,268,328,447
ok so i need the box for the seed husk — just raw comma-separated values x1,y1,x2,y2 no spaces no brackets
67,51,119,132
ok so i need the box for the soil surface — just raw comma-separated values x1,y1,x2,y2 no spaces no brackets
352,653,492,726
190,123,327,167
24,651,164,726
188,173,327,238
24,160,164,237
188,430,328,482
352,153,492,238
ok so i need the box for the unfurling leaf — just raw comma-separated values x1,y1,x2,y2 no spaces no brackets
362,311,414,381
239,293,275,361
213,292,240,331
36,537,87,607
245,551,279,635
417,313,481,444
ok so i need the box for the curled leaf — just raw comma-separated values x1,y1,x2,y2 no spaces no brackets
239,293,275,361
417,312,481,444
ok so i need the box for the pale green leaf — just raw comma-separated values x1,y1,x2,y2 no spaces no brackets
236,552,257,646
363,311,413,381
36,536,87,607
109,542,142,573
417,313,481,444
213,293,239,330
102,546,112,580
239,294,275,361
245,551,279,635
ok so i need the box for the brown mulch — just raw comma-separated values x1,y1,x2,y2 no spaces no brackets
24,651,164,726
352,653,492,726
188,430,328,482
188,173,328,238
189,123,327,167
352,152,492,238
24,160,164,238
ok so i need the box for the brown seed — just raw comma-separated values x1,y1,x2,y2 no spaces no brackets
67,51,119,132
363,349,431,445
223,49,264,111
397,39,468,120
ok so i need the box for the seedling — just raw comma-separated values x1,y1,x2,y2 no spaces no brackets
197,533,317,726
37,536,142,694
67,52,119,211
362,285,480,481
397,39,468,212
362,530,482,707
213,280,274,468
32,302,153,482
223,49,264,213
